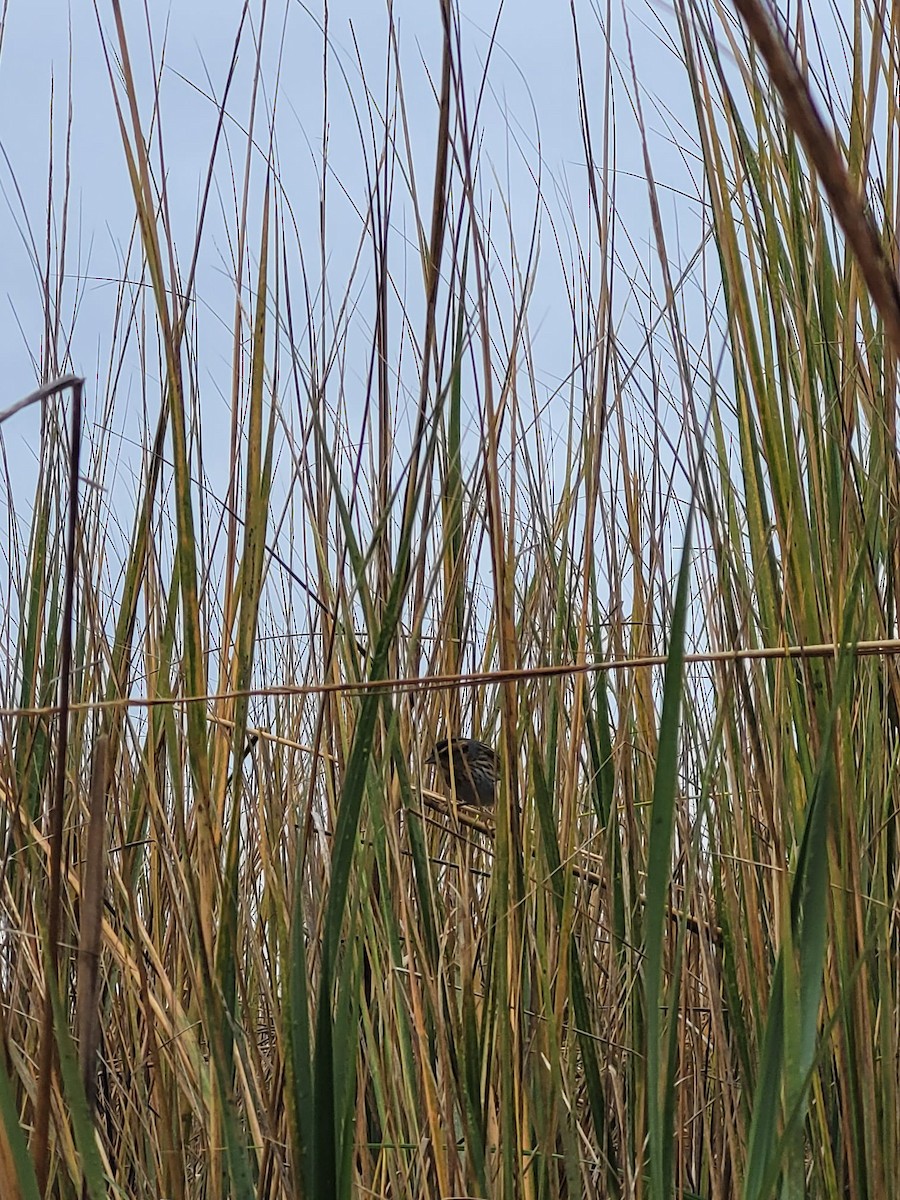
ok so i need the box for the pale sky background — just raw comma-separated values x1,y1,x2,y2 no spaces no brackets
0,0,713,495
0,0,860,731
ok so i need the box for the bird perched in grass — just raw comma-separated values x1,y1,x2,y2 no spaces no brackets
425,737,499,807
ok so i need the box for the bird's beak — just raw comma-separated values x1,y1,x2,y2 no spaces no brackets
424,750,435,765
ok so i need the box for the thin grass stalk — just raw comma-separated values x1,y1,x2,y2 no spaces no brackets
27,375,83,1196
75,735,109,1117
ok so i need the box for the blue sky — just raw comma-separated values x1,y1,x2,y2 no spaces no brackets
0,0,719,649
0,3,707,409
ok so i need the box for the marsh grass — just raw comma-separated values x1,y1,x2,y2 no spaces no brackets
1,0,899,1196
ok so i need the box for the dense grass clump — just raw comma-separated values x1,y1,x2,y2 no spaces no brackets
2,1,900,1196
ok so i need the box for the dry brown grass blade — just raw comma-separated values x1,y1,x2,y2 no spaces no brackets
76,735,109,1115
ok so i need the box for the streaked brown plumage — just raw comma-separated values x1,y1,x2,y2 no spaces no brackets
425,737,499,807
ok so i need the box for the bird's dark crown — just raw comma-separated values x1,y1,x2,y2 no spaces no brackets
426,737,456,763
426,736,495,762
